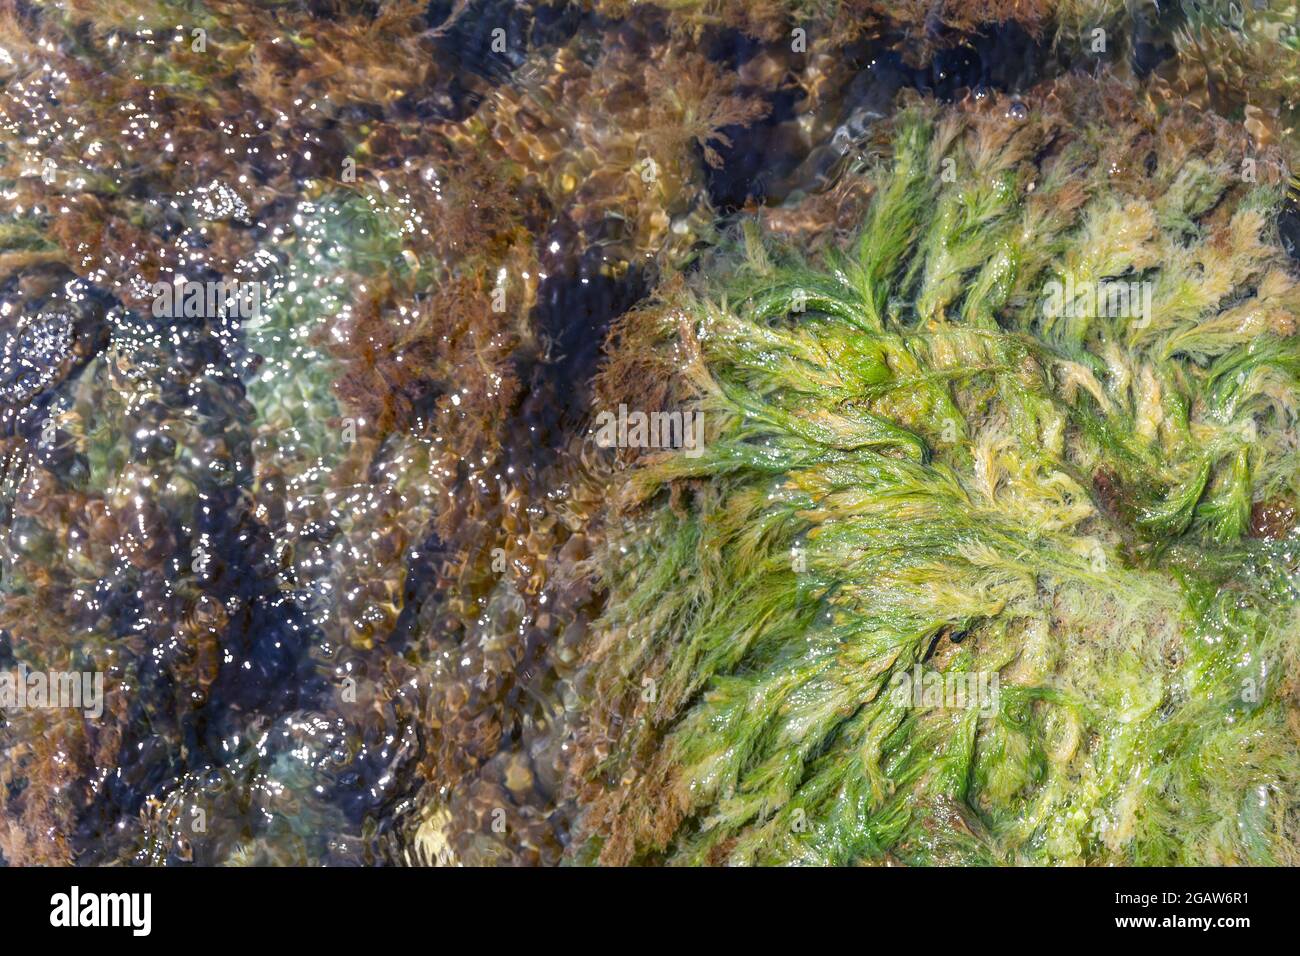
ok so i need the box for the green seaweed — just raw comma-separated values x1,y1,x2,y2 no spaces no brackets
575,96,1300,866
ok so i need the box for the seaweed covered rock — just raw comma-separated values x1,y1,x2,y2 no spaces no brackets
569,78,1300,866
0,0,1298,869
1163,0,1300,148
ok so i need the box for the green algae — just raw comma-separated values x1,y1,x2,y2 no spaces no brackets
574,94,1300,866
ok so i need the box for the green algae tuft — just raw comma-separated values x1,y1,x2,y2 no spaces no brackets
570,83,1300,866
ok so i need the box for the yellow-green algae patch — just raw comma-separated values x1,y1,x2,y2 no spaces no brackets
570,82,1300,866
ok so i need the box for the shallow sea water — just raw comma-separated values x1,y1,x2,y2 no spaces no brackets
0,0,1297,867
